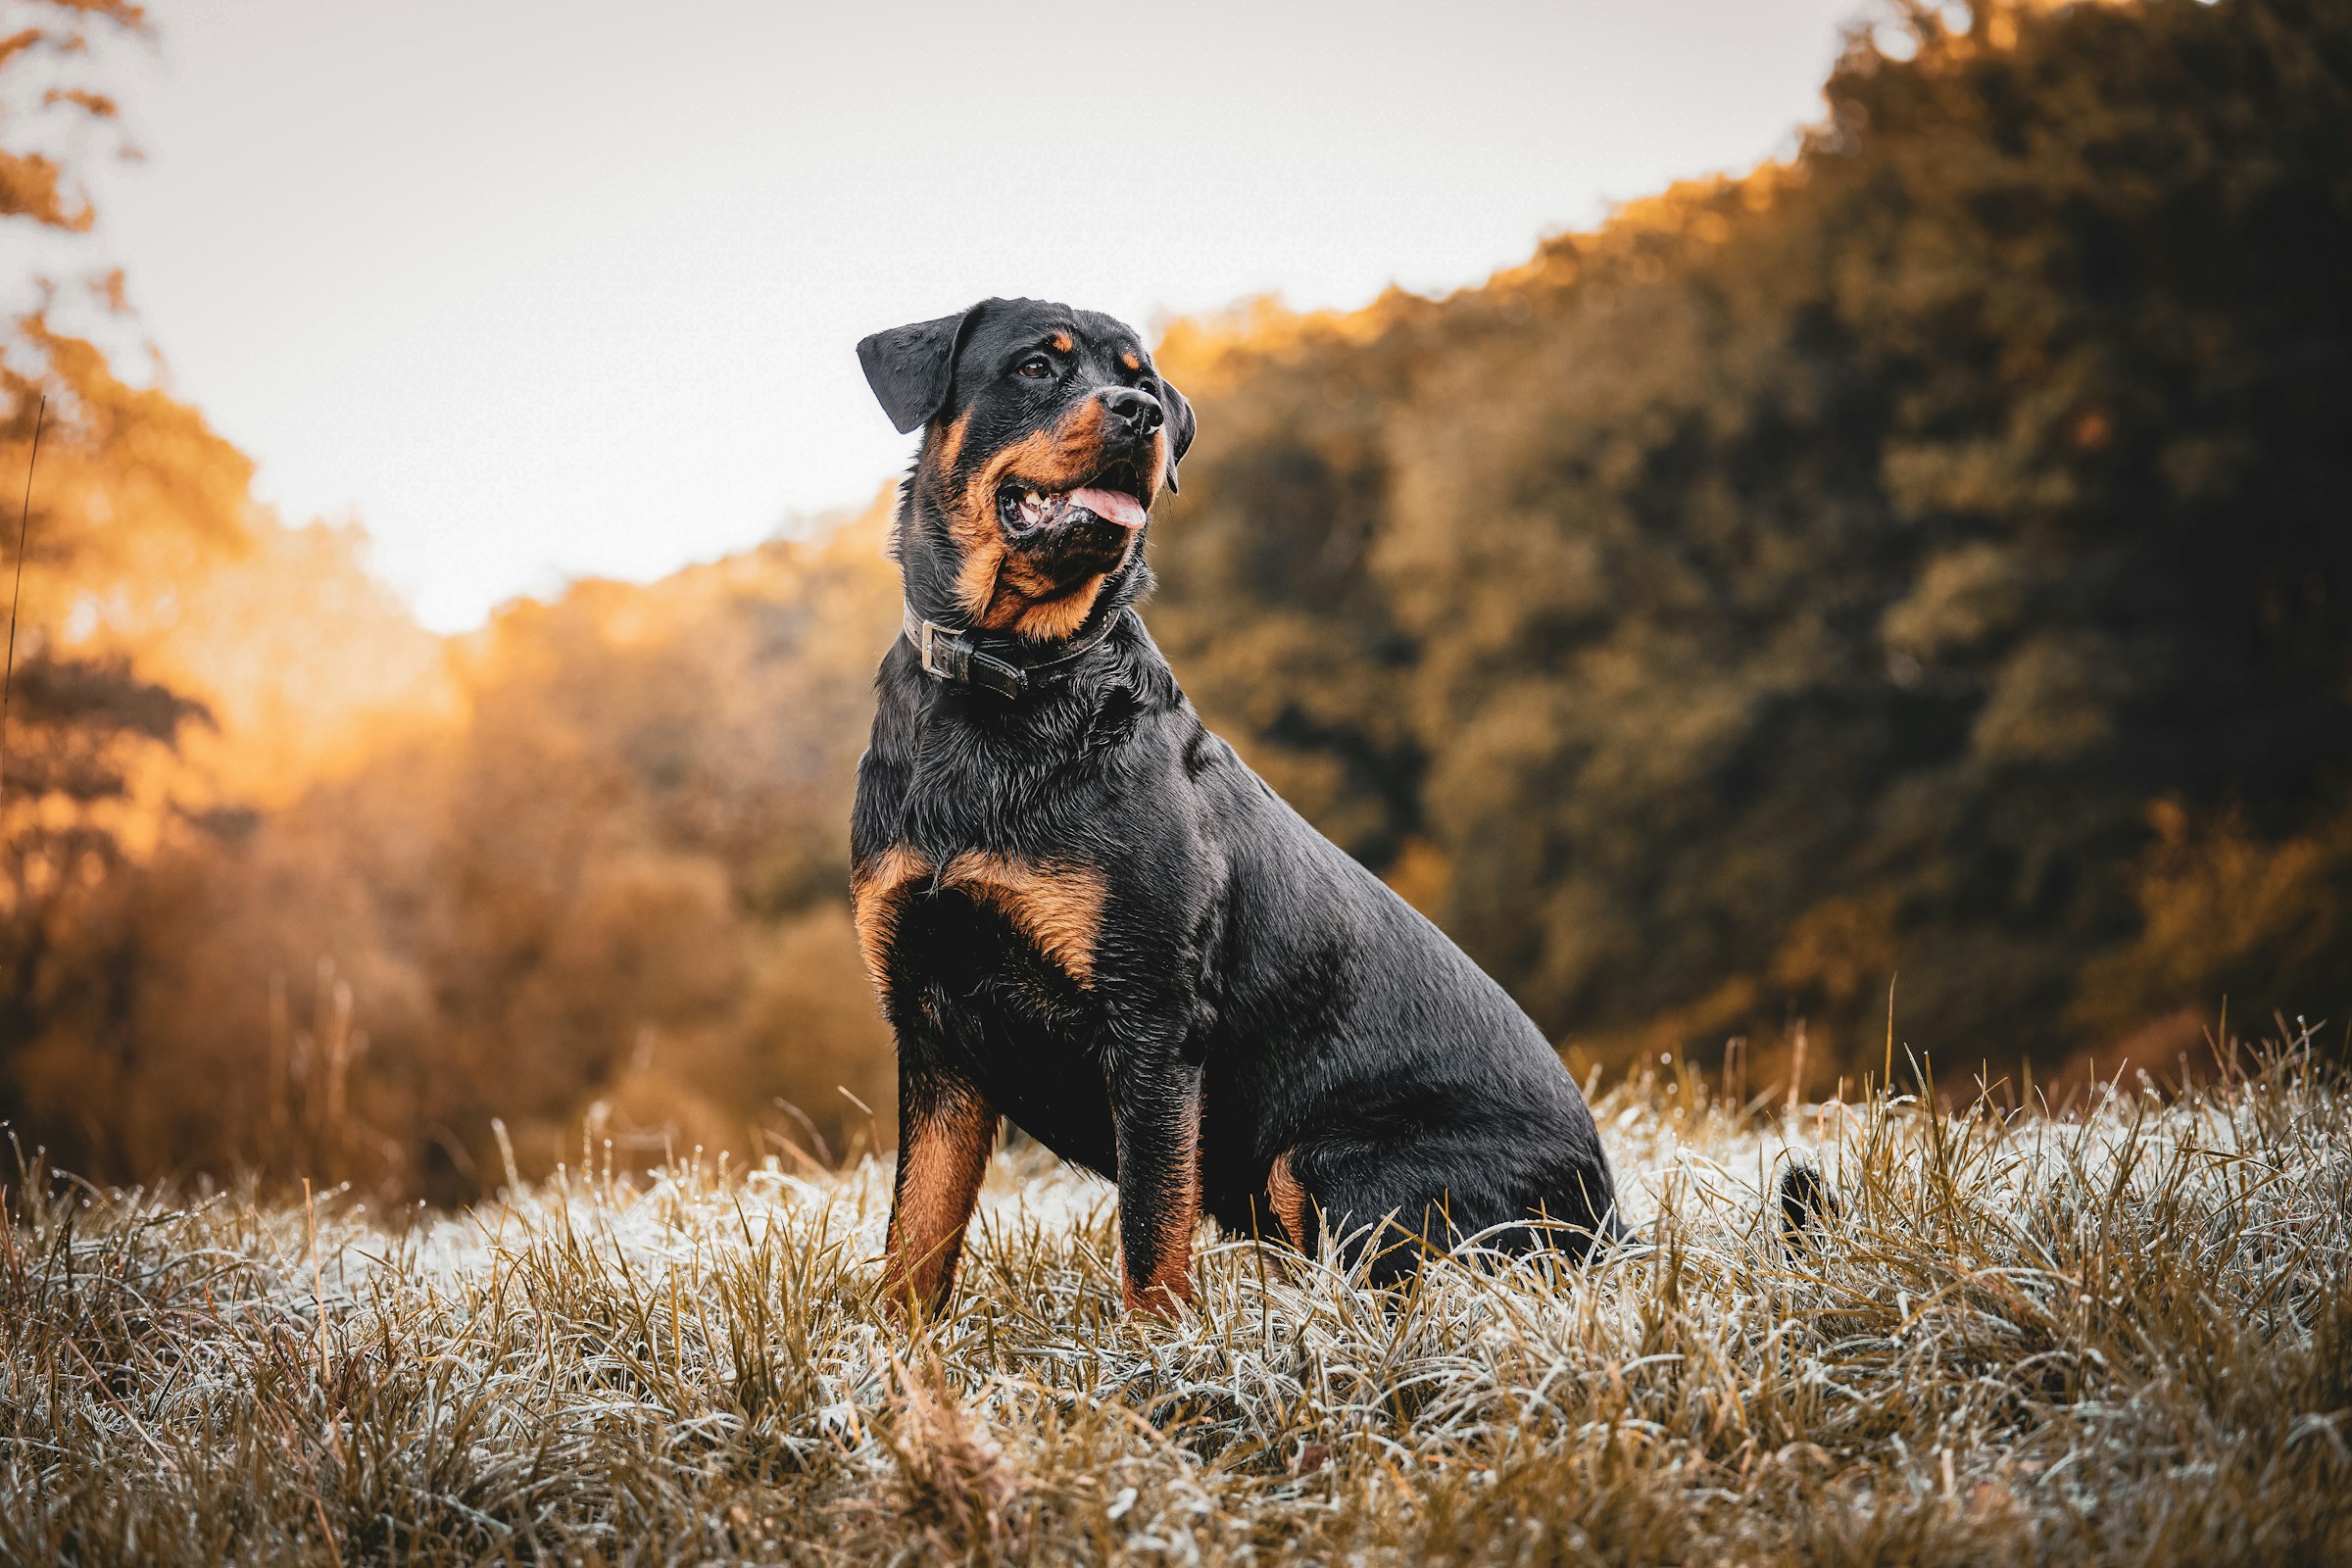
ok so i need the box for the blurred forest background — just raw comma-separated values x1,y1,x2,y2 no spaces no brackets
2,0,2346,1200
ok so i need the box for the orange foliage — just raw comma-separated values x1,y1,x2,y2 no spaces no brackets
9,0,2352,1199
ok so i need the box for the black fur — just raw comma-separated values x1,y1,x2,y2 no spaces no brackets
1777,1161,1838,1251
854,297,1623,1316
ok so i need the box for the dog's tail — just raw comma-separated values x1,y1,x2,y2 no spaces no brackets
1777,1160,1838,1251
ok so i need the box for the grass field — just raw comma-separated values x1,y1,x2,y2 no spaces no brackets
5,1043,2349,1566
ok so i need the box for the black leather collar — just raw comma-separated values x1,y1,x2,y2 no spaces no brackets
901,604,1131,701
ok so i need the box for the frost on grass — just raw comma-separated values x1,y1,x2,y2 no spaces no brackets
4,1048,2349,1565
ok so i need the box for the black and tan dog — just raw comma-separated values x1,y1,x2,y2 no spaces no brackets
852,297,1626,1317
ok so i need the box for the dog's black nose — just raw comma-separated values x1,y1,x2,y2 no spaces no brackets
1102,387,1164,436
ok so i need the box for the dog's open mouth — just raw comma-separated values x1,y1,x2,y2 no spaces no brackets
997,460,1149,533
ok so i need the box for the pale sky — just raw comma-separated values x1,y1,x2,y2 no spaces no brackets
49,0,1863,630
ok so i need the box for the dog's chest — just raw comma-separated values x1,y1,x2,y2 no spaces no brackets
854,842,1119,1166
853,845,1106,993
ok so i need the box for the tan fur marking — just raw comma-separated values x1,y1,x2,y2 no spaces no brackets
852,845,935,997
940,853,1108,984
883,1088,998,1316
1143,425,1167,498
998,564,1113,642
1266,1152,1309,1250
1121,351,1141,371
930,409,971,471
1009,575,1112,641
949,519,1008,623
1051,330,1074,353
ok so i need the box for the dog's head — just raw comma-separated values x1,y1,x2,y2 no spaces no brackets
858,297,1195,642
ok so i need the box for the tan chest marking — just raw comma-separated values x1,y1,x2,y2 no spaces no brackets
939,852,1108,985
852,845,935,998
853,846,1109,991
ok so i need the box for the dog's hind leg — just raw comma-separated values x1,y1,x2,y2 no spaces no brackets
1286,1123,1623,1285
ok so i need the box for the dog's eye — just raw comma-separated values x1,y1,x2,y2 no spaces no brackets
1014,355,1054,380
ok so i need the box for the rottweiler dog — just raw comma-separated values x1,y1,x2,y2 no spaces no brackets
853,296,1626,1317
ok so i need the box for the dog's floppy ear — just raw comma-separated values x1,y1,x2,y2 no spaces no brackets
1157,375,1197,495
857,304,981,434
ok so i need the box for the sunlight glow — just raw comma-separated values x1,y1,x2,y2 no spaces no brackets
69,0,1860,630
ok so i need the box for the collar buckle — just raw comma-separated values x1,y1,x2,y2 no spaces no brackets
911,615,1030,699
916,619,955,681
904,604,1134,700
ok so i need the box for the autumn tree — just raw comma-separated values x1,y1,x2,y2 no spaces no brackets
1153,0,2352,1079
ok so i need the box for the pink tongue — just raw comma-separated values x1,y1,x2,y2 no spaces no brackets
1068,486,1148,529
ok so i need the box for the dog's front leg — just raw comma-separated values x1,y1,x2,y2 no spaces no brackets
1108,1048,1204,1315
882,1066,998,1320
